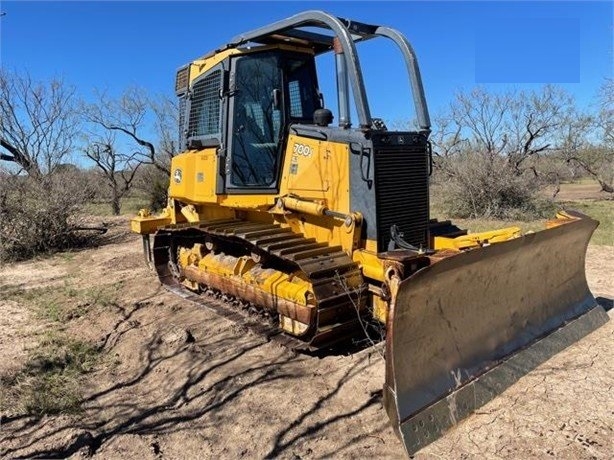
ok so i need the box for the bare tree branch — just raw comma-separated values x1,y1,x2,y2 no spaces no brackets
555,83,613,194
81,87,177,177
566,154,613,193
0,70,80,179
83,131,143,215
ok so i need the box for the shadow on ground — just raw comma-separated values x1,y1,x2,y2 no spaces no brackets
0,293,390,459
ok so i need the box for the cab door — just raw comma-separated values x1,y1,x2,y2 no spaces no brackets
226,52,284,192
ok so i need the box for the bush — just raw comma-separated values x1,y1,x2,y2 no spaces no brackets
134,164,169,211
0,170,97,261
436,151,555,219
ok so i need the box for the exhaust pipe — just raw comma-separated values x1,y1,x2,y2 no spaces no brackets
333,37,350,128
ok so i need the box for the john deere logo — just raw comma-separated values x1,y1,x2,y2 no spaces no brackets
173,168,182,184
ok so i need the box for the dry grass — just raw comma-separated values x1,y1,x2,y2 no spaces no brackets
560,200,613,246
82,195,149,217
0,282,117,416
0,332,100,416
5,282,121,323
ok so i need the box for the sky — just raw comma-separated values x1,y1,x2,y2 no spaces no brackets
0,1,612,128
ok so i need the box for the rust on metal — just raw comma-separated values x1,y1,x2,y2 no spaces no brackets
152,220,368,350
333,36,343,54
384,212,609,455
182,265,315,327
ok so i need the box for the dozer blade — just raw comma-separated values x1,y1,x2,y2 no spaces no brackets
383,212,609,456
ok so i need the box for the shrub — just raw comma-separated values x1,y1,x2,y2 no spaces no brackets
0,170,96,261
436,151,555,219
134,164,169,211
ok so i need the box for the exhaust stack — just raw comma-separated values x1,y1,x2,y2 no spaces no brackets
333,37,351,128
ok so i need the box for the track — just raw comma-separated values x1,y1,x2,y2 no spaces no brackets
152,219,372,351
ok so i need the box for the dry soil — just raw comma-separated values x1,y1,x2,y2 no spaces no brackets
0,217,612,459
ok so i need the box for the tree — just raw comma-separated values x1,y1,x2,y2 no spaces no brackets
429,114,468,175
447,85,572,172
431,86,574,218
82,87,178,176
0,71,98,260
553,80,613,195
83,132,142,215
0,70,80,178
150,95,180,173
598,78,614,147
0,168,97,261
82,87,179,210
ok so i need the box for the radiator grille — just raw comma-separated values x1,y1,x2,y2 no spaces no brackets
373,145,429,252
188,70,222,138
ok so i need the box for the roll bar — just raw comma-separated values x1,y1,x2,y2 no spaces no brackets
226,10,431,134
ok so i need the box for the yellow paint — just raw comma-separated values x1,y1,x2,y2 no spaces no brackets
187,44,316,86
279,135,356,253
282,134,350,214
169,151,218,204
364,240,378,253
282,196,328,216
284,135,330,193
180,205,201,223
195,204,236,222
218,195,277,209
151,132,359,252
546,210,581,229
372,295,389,324
352,249,385,282
133,131,359,256
433,227,522,250
177,243,312,307
130,207,172,234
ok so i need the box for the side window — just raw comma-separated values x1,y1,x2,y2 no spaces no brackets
188,69,222,139
288,80,303,117
287,58,320,121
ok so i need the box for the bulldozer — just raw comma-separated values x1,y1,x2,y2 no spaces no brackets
131,11,609,455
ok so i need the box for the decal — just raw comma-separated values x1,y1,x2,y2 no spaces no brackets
173,168,183,184
292,143,313,157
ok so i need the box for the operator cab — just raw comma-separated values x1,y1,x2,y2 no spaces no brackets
176,11,432,251
226,50,321,189
183,48,322,192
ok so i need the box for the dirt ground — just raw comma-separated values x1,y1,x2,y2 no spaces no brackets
0,217,612,459
552,182,611,202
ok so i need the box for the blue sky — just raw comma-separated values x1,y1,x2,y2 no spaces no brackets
1,1,612,127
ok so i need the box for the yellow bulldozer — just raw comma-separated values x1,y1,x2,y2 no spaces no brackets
131,11,609,455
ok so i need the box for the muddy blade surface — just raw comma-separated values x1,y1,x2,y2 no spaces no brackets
384,214,609,456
